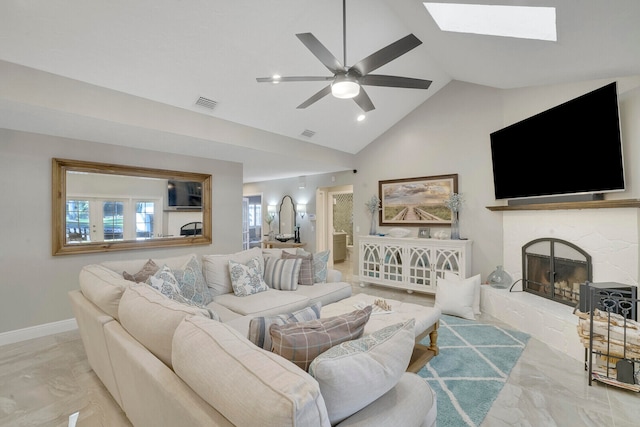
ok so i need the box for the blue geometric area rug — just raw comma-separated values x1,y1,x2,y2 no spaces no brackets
418,315,530,427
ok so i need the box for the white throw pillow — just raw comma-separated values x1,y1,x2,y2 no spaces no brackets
435,275,476,320
444,272,482,315
228,257,269,297
308,319,415,425
202,247,264,296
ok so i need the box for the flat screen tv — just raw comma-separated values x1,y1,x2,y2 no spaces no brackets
166,180,202,210
490,82,625,201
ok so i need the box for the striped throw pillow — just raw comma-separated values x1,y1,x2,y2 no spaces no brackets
264,257,302,291
248,302,322,350
281,251,314,285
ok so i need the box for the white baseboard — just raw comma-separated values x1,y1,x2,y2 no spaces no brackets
0,318,78,347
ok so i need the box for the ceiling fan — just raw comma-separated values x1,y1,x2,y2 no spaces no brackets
256,0,432,112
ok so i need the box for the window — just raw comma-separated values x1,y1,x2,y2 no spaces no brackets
248,203,262,227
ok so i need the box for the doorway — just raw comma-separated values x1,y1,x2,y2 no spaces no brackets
242,194,263,250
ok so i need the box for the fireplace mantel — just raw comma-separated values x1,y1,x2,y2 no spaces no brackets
486,198,640,211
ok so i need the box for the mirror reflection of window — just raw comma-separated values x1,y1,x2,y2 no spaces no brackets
102,201,124,241
136,201,155,239
66,200,90,242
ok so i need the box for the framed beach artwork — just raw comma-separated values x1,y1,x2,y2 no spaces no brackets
379,174,458,226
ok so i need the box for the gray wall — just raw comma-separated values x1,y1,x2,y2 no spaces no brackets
0,129,243,334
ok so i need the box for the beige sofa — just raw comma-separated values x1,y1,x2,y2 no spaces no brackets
69,248,437,427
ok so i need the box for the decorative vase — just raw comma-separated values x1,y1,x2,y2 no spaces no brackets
487,265,513,289
369,213,377,235
450,211,460,240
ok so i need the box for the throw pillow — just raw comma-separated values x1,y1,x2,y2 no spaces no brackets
173,255,214,305
122,259,159,283
263,257,302,291
444,272,482,315
146,264,182,299
248,302,322,350
281,252,314,285
435,275,476,320
297,249,330,283
202,247,264,296
309,319,415,425
270,306,372,371
228,257,269,297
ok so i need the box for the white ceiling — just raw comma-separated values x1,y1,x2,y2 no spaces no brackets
1,0,639,181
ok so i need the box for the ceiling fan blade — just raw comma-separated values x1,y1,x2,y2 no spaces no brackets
360,74,432,89
353,87,375,112
351,34,422,76
257,76,333,83
297,85,332,109
296,33,345,73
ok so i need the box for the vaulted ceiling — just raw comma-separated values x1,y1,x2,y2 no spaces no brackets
1,0,639,182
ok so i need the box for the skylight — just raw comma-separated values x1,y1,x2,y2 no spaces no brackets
423,3,557,41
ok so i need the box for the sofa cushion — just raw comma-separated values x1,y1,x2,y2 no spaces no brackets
172,316,331,427
264,257,302,290
79,264,130,320
309,320,415,425
281,252,314,286
270,306,372,371
118,284,213,368
122,259,159,283
202,247,264,296
293,281,352,307
297,249,330,283
248,302,322,350
213,289,309,317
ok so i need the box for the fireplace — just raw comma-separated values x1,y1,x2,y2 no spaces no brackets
522,238,592,307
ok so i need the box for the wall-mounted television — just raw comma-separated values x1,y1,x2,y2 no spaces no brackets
166,180,202,210
490,82,625,201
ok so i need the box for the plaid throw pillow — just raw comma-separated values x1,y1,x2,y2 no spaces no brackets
270,306,372,371
264,257,302,291
297,249,330,283
248,302,322,350
281,252,314,285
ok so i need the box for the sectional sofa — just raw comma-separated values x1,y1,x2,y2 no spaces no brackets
69,247,437,426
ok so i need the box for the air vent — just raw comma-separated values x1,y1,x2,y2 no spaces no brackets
195,96,218,110
301,129,316,138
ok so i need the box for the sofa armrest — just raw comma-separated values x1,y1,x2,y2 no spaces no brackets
326,269,342,283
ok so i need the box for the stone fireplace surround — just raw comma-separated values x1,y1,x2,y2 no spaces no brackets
480,206,639,361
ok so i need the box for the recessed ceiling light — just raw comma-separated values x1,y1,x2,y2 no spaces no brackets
423,3,557,41
357,114,366,122
272,74,281,84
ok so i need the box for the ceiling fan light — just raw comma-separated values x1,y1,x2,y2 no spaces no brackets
331,78,360,99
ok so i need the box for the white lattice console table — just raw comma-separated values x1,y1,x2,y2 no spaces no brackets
359,236,472,294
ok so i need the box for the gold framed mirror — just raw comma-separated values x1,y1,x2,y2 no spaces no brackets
52,158,212,255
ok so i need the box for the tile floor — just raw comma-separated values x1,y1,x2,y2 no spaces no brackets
0,260,638,426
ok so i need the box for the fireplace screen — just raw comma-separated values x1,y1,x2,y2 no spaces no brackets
522,238,592,307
